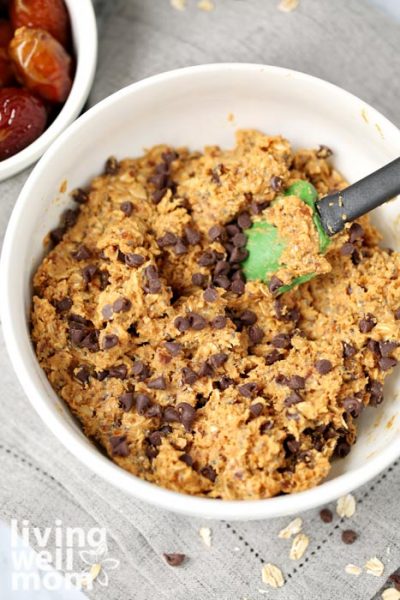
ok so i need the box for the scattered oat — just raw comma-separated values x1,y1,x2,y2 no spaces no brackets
365,557,385,577
345,563,362,576
261,563,285,588
361,107,369,124
375,123,385,139
197,0,214,10
289,533,309,560
170,0,186,10
336,494,356,518
278,517,303,539
199,527,212,547
382,589,400,600
278,0,299,12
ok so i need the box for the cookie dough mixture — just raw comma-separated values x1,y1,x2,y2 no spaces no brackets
31,130,400,500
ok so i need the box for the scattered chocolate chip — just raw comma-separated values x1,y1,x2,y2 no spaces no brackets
184,226,201,245
208,224,225,241
394,308,400,320
146,278,162,294
238,382,258,398
82,264,97,286
271,333,292,349
342,396,363,418
359,313,377,333
164,341,182,356
163,553,185,567
260,420,274,434
265,350,283,365
342,529,357,544
105,156,119,175
237,212,252,230
173,239,188,255
146,404,162,418
192,273,207,287
211,316,227,330
287,375,305,390
152,189,167,204
198,250,217,266
157,232,177,248
348,222,364,243
62,208,80,230
96,369,109,381
177,402,197,431
284,392,303,407
268,275,283,294
248,325,264,344
120,201,134,216
208,353,228,369
162,150,179,164
125,253,145,268
134,393,152,415
72,188,89,204
109,435,129,457
188,312,207,331
378,356,398,371
148,431,162,446
335,438,351,458
203,287,218,302
229,247,248,264
319,508,333,523
174,316,190,332
200,465,217,482
379,340,398,357
147,376,166,390
214,260,230,276
55,297,72,313
163,406,180,422
340,242,355,256
351,249,361,265
249,403,263,418
284,435,300,455
102,334,119,349
113,297,132,313
214,275,231,290
270,175,283,191
368,379,384,406
149,172,168,190
75,366,90,385
109,364,128,379
230,279,245,295
239,310,257,326
232,232,247,248
182,367,198,385
102,304,113,320
198,361,214,378
119,392,134,412
389,573,400,591
99,269,110,290
342,342,357,358
50,227,65,245
72,245,92,261
315,359,333,375
145,445,158,459
179,453,194,467
217,375,234,390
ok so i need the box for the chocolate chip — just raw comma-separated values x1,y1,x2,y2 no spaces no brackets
148,431,162,446
173,239,188,255
75,366,90,385
145,278,162,294
55,297,72,313
315,359,332,375
184,226,201,245
182,367,198,385
109,364,128,379
208,224,225,241
149,172,169,190
284,392,303,407
188,312,207,330
265,350,283,365
259,420,274,434
99,270,110,290
198,250,217,266
113,297,131,313
72,188,89,204
335,438,351,458
348,222,364,243
125,253,145,267
148,376,166,390
163,553,185,567
105,156,119,175
367,337,381,355
389,573,400,591
200,465,216,482
157,232,177,248
351,249,361,265
359,313,377,333
119,392,133,412
284,435,300,455
316,144,333,159
342,396,363,418
146,404,162,418
268,276,283,294
214,260,230,276
102,334,119,349
287,375,305,390
229,247,248,264
174,316,190,332
120,201,134,216
232,232,247,248
50,227,65,245
238,382,258,398
134,393,152,415
378,356,398,371
177,402,196,431
162,150,179,164
78,330,100,352
394,307,400,320
109,435,129,457
248,325,264,344
192,273,207,287
152,189,167,204
179,453,194,467
249,403,263,418
270,175,283,192
217,375,234,390
198,361,214,378
368,379,384,406
319,508,333,523
237,212,252,230
211,316,227,329
342,342,356,358
164,341,182,356
163,406,180,422
101,304,113,320
230,279,245,295
146,445,158,459
82,264,97,285
214,275,231,290
342,529,357,544
62,208,80,230
203,287,218,302
340,242,355,256
96,369,109,381
208,353,228,369
239,310,257,326
271,333,292,349
72,245,92,261
379,341,398,357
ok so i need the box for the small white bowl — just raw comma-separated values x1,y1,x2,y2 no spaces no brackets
1,64,400,520
0,0,97,181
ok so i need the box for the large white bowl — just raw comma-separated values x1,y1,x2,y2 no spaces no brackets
0,0,97,181
1,64,400,520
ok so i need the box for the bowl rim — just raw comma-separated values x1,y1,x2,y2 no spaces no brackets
2,62,400,520
0,0,98,181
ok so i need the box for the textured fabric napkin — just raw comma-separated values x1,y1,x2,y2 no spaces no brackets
1,1,400,599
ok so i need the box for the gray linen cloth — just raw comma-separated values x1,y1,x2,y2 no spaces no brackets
1,1,400,598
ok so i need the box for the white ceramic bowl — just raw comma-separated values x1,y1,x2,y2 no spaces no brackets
0,0,97,181
1,64,400,520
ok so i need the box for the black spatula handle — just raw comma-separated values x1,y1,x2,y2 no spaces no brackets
316,157,400,236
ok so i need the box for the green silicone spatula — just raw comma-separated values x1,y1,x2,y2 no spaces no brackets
241,156,400,294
